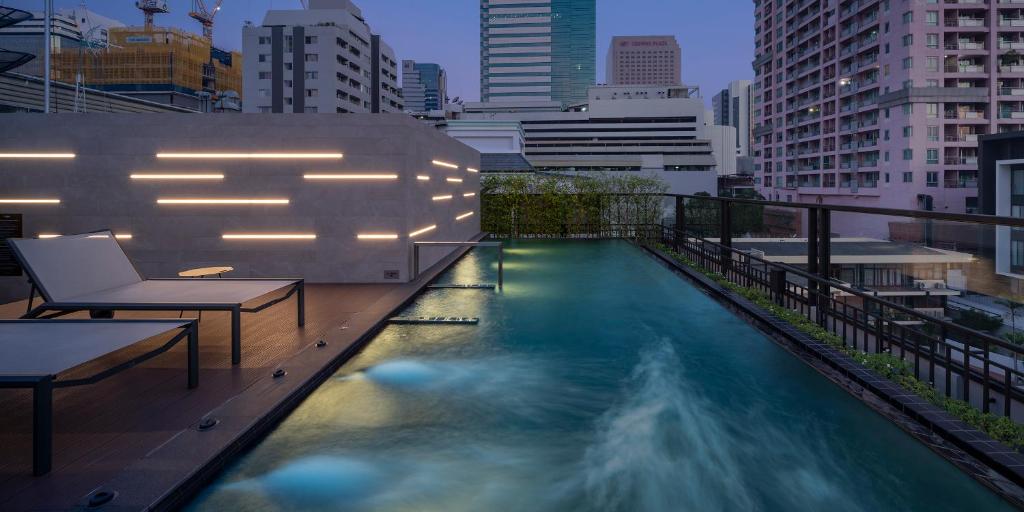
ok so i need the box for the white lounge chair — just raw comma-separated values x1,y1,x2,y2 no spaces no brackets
0,319,198,475
9,231,304,364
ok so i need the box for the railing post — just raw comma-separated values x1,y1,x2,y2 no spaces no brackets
719,199,732,277
817,208,831,327
770,268,787,306
807,207,819,321
674,196,685,251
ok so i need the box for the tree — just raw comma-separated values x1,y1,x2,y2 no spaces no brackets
996,297,1023,332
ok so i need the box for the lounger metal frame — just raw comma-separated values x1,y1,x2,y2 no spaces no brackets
11,231,305,365
0,319,198,476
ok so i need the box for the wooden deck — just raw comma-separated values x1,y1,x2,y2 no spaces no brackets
0,260,455,511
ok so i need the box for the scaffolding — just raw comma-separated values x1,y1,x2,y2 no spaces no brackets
51,26,242,101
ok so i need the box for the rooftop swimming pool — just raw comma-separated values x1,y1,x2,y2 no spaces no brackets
188,240,1012,511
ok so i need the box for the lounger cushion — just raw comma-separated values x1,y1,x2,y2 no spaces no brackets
9,232,142,302
60,279,298,306
0,321,190,377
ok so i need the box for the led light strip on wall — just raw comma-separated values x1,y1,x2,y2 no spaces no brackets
432,194,453,201
223,233,316,240
357,233,399,240
303,173,398,180
456,211,475,220
431,160,458,169
156,153,343,159
463,192,476,197
157,198,289,205
446,178,463,183
0,199,60,204
409,225,436,238
0,153,75,159
131,173,224,180
466,167,479,173
38,233,132,239
417,175,431,181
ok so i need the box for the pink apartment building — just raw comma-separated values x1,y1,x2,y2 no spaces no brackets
753,0,1024,235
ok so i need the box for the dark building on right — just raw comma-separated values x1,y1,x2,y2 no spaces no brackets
978,132,1024,289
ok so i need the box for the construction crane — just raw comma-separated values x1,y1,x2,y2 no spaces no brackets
189,0,223,41
135,0,168,30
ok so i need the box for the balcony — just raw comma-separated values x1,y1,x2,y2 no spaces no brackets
1000,17,1024,27
944,178,980,188
947,17,986,28
945,156,980,165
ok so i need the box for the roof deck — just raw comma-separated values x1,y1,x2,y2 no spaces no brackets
0,247,463,510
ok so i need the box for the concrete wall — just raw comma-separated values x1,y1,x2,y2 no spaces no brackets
0,113,481,303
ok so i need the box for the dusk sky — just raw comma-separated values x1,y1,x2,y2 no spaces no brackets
10,0,754,105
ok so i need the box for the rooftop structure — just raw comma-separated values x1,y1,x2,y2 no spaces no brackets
0,7,123,77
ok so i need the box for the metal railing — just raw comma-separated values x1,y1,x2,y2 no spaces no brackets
481,192,1024,421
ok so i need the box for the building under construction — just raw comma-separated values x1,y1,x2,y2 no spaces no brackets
51,26,242,112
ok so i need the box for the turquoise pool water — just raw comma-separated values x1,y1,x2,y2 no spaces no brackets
189,240,1011,511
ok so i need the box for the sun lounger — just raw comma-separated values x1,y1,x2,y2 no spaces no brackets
9,231,304,364
0,319,198,475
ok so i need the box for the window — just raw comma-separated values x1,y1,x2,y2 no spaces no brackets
926,56,938,72
258,54,268,63
304,106,319,113
903,149,913,160
304,36,318,44
903,104,913,115
926,149,939,164
305,71,319,79
305,89,319,97
925,11,938,26
926,171,938,187
903,171,913,183
258,36,271,45
926,33,939,49
902,57,913,69
257,88,270,97
903,126,913,137
1013,241,1024,267
902,34,913,47
926,103,938,118
902,11,913,23
304,53,318,62
927,126,939,142
258,71,272,80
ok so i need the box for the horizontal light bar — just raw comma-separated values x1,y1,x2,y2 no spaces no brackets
463,192,476,197
39,233,132,239
157,199,289,205
0,199,60,204
417,175,431,181
223,233,316,240
357,233,399,240
409,225,437,237
466,167,479,173
130,173,224,180
431,160,458,169
157,153,343,159
447,178,463,183
303,173,398,180
0,153,75,159
432,195,453,201
456,211,475,220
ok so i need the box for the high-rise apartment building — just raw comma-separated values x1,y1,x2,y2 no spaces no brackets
243,0,402,114
752,0,1024,229
605,35,682,86
480,0,596,106
402,60,447,113
712,80,753,157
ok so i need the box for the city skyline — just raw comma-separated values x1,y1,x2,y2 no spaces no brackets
4,0,753,106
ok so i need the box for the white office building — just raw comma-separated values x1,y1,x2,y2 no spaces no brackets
461,84,721,195
711,79,752,158
242,0,402,114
